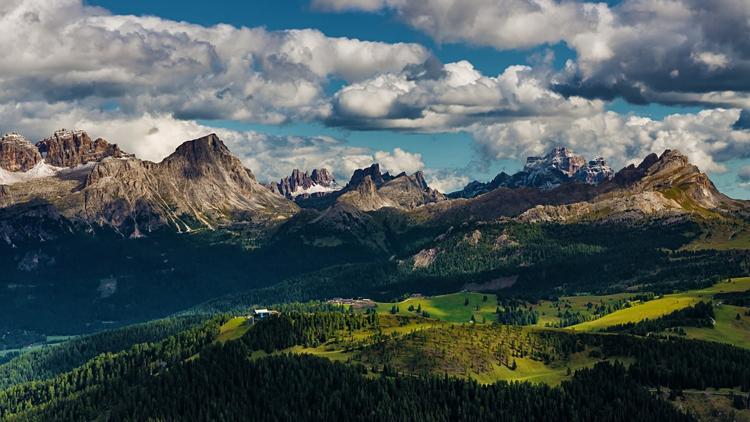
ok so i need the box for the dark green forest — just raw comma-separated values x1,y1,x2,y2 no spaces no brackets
3,311,750,420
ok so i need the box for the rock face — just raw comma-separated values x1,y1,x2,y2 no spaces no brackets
518,149,739,223
0,133,42,172
521,146,587,189
0,133,298,239
575,157,615,185
270,168,340,199
336,165,445,211
347,163,394,188
450,146,613,198
81,134,298,233
36,129,129,168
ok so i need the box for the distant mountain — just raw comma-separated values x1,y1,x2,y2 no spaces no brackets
421,148,746,226
333,164,445,212
1,129,748,348
520,149,745,223
0,131,297,242
36,129,130,168
268,168,340,200
449,146,614,198
0,133,42,172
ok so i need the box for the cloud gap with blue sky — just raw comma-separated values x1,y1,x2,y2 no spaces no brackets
1,0,749,196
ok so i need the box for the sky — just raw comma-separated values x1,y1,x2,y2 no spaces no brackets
1,0,749,197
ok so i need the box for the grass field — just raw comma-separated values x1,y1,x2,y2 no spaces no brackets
683,221,750,251
217,317,252,343
376,291,641,328
228,278,750,387
376,292,499,324
531,293,634,327
684,305,750,349
374,278,750,350
569,295,701,331
569,278,750,346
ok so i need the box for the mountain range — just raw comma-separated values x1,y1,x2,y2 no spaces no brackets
1,129,741,237
1,128,747,341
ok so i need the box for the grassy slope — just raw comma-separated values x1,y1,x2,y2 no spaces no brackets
376,292,499,323
217,317,252,343
374,278,750,350
570,278,750,340
277,314,609,386
569,295,702,331
684,305,750,349
683,220,750,251
377,291,639,328
532,293,634,327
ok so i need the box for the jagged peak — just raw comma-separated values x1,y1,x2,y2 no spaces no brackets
271,166,340,199
168,133,229,160
347,163,393,188
615,149,696,187
1,132,32,143
50,128,88,138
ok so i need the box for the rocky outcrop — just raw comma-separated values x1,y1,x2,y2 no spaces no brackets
521,146,587,189
81,134,298,233
336,175,399,212
270,168,340,199
450,146,614,198
336,166,445,212
346,163,394,188
0,133,298,238
575,157,614,185
517,149,740,223
0,133,42,172
36,129,129,168
377,171,446,209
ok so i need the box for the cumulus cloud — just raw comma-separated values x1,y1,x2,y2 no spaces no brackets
329,60,602,130
313,0,604,50
422,169,470,193
374,148,424,174
471,108,750,173
317,0,750,109
0,105,426,184
0,0,430,125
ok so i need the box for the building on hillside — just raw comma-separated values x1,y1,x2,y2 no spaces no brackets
252,309,278,319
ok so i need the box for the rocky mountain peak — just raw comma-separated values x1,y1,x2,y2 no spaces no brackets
169,133,228,159
36,129,129,168
270,167,340,199
413,170,429,190
81,133,297,233
347,163,393,188
0,133,42,172
524,146,587,177
310,168,335,185
575,157,614,185
614,149,691,187
451,146,613,198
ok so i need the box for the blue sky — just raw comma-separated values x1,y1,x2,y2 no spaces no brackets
3,0,747,196
86,0,567,181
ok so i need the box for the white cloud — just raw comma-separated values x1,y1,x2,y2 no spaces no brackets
374,148,424,174
471,108,750,173
330,60,603,130
317,0,750,108
0,0,430,125
422,169,470,193
314,0,604,50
